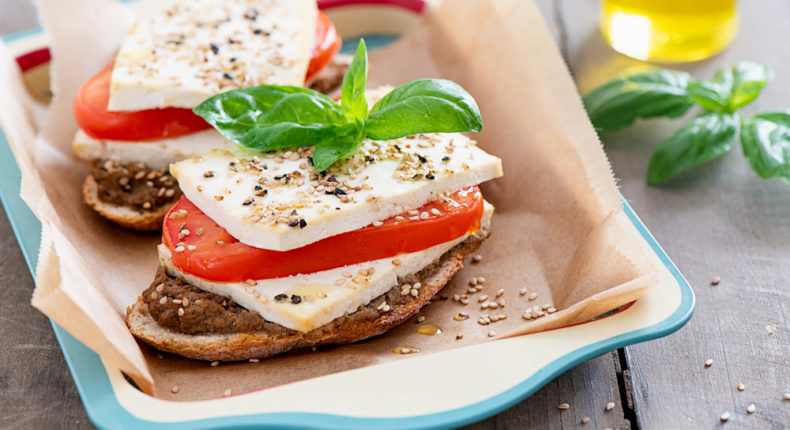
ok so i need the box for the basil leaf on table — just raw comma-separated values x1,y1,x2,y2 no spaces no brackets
340,40,369,121
366,79,482,140
688,62,772,113
194,86,345,150
647,112,739,185
582,69,694,132
741,111,790,181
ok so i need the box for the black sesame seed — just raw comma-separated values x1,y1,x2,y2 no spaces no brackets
290,295,302,304
365,155,375,162
242,198,254,206
274,294,288,302
299,219,307,229
253,28,262,35
393,144,401,152
307,156,314,166
333,188,347,196
412,174,423,180
417,154,428,163
223,72,233,79
288,219,299,227
327,175,337,182
425,173,435,180
442,156,451,162
209,43,220,54
254,185,263,190
230,57,237,62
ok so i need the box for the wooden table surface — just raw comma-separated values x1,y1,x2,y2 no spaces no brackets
1,1,788,429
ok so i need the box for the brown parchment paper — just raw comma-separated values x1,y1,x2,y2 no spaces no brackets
0,0,668,400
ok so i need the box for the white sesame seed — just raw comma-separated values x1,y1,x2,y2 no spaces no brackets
528,292,538,300
737,381,745,391
496,289,505,297
224,388,233,396
521,312,532,320
186,245,197,251
478,295,489,302
471,254,483,263
430,208,441,215
178,307,185,316
476,276,486,284
174,245,185,252
335,278,345,286
249,358,260,363
747,404,756,414
411,289,419,297
392,258,401,266
417,316,426,323
519,287,527,296
171,385,179,394
547,307,557,314
605,402,615,411
211,361,219,367
487,330,496,337
720,411,730,422
542,303,552,310
373,221,384,227
413,282,421,289
785,393,790,400
705,359,714,367
711,276,721,285
581,416,590,424
558,403,570,410
159,297,167,305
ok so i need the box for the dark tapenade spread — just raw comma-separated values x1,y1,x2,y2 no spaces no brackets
91,159,181,212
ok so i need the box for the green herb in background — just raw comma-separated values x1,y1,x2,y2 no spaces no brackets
195,39,482,172
583,61,790,185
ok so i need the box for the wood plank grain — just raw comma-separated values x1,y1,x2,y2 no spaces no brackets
561,0,790,428
0,208,91,430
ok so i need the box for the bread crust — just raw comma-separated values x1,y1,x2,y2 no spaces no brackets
127,230,488,361
83,175,170,231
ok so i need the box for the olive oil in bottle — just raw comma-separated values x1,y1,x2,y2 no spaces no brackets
600,0,738,62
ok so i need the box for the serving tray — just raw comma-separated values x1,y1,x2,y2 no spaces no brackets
0,1,694,428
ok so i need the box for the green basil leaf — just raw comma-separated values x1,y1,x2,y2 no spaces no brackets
741,111,790,181
194,86,346,151
582,69,693,132
688,79,731,112
647,112,739,185
727,61,772,111
341,39,368,121
365,79,482,140
688,62,772,112
311,121,366,171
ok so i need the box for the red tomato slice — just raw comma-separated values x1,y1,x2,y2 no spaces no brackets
306,10,342,81
163,186,484,283
74,11,340,142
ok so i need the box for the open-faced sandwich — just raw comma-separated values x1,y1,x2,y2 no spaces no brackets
72,0,344,231
126,41,503,361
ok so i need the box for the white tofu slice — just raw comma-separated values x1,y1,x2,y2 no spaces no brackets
171,132,503,251
72,129,234,171
108,0,316,111
160,202,494,333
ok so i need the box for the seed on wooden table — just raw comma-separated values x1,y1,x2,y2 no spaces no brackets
711,276,721,285
704,359,713,367
170,385,179,394
747,404,756,414
581,416,590,424
720,411,730,422
605,402,615,411
737,381,745,391
472,254,483,263
558,403,570,410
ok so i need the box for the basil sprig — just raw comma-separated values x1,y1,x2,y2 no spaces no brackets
582,61,790,185
194,39,482,172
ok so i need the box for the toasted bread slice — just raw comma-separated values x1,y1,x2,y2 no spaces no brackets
83,175,170,232
127,229,488,361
